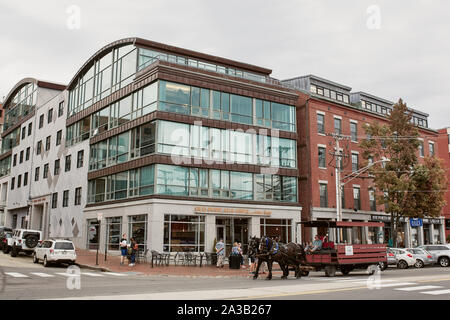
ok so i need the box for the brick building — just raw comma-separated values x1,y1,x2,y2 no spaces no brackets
437,128,450,240
283,75,445,247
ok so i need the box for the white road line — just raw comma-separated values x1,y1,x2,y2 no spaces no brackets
55,273,80,277
374,282,417,288
30,273,55,278
395,285,443,292
421,289,450,295
105,272,127,276
4,272,29,278
81,272,104,277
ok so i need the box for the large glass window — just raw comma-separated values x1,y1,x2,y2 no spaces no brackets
317,114,325,134
260,219,292,243
318,146,326,168
353,187,361,210
230,95,252,125
157,120,190,156
163,215,205,252
128,215,147,251
156,164,189,196
106,217,122,251
319,183,328,207
230,172,253,200
159,81,190,114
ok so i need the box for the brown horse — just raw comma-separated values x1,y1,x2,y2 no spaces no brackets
249,236,306,280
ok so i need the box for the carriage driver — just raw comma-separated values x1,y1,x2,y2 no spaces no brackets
307,235,323,253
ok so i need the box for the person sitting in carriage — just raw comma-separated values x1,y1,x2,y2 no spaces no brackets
306,235,322,254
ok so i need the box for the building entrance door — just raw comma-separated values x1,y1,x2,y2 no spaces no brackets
216,217,249,255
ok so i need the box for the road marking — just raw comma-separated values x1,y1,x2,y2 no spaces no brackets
105,272,127,276
374,282,416,288
395,285,443,291
55,273,80,277
30,273,55,278
4,272,29,278
81,272,104,277
421,289,450,295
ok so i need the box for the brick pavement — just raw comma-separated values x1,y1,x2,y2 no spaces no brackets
75,249,280,278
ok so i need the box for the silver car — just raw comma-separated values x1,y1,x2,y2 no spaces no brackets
418,245,450,267
406,248,435,268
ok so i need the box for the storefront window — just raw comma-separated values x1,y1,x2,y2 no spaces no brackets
433,226,441,244
411,227,418,247
106,217,122,250
423,224,431,245
87,219,100,250
128,215,147,251
260,219,292,244
163,215,205,252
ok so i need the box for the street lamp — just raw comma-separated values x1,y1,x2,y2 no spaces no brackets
334,157,390,242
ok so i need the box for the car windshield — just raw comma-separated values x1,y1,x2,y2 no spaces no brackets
54,242,75,250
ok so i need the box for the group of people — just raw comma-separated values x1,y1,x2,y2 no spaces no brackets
119,233,139,267
304,235,323,253
215,238,266,274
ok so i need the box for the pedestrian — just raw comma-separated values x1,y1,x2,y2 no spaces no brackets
215,239,225,268
238,243,246,268
129,237,138,267
120,233,128,266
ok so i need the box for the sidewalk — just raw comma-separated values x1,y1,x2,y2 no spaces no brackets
75,249,279,278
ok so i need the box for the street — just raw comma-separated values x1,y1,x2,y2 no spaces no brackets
1,253,450,300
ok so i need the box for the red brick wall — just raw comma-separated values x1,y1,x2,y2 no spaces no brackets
437,128,450,238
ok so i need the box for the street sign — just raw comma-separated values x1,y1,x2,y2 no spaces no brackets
410,218,423,228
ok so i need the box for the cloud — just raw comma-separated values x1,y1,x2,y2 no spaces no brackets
0,0,449,128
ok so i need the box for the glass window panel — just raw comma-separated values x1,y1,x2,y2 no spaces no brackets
157,164,189,196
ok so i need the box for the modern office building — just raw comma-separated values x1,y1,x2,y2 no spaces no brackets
283,74,445,247
1,38,446,254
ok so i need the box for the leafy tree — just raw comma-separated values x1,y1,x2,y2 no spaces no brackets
360,99,446,247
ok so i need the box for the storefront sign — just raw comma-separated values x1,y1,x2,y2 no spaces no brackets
423,218,441,224
32,197,47,204
410,218,423,228
371,215,406,223
345,245,354,256
194,206,271,216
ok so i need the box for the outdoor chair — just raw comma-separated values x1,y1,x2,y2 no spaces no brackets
137,248,149,264
150,250,164,267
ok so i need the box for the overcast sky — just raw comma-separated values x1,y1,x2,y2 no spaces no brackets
0,0,449,129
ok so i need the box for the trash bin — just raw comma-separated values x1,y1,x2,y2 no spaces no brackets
229,254,241,269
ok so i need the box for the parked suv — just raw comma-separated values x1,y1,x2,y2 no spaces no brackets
10,229,42,257
0,231,13,253
418,245,450,267
33,239,76,267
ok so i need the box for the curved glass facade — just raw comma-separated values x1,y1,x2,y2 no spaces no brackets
3,82,37,131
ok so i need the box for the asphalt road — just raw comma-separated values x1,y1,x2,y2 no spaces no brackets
1,252,450,300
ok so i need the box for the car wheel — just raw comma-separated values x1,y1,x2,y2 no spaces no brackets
415,259,424,268
33,253,39,264
438,257,449,267
397,260,408,269
43,256,50,267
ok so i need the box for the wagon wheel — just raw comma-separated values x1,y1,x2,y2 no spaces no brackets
340,266,351,276
301,270,310,276
324,265,336,277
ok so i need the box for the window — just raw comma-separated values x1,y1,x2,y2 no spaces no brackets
51,193,58,209
54,159,60,175
260,219,292,244
39,114,44,128
75,187,82,205
163,215,205,252
77,150,84,168
35,167,40,181
48,108,53,123
369,189,376,211
45,136,51,151
106,217,122,250
36,141,42,155
17,175,22,188
65,155,71,172
352,153,359,172
317,114,325,134
353,187,361,210
128,215,148,250
350,122,358,142
56,130,62,146
21,127,26,140
63,190,69,207
429,142,435,157
58,101,64,117
26,147,30,161
19,151,23,164
230,171,253,200
11,177,15,190
158,81,191,115
319,183,328,207
318,147,326,168
13,154,17,166
43,163,49,178
334,118,341,135
28,123,32,136
19,171,26,187
419,141,424,157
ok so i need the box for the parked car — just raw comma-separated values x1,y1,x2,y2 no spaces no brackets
0,226,13,234
418,245,450,267
406,248,435,268
0,231,13,253
10,229,42,257
389,248,416,269
386,248,398,266
33,239,76,267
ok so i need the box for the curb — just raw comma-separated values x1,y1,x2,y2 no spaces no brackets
75,263,111,273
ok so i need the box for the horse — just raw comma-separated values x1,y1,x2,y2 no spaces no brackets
250,236,306,280
248,236,285,280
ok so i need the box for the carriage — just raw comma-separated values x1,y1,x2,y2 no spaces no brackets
298,220,388,277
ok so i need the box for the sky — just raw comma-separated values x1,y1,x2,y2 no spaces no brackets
0,0,449,129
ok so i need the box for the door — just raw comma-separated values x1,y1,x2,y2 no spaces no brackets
216,225,226,249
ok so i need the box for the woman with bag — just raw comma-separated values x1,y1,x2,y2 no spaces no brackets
129,237,138,267
120,234,128,266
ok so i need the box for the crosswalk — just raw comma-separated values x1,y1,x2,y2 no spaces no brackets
321,276,450,296
3,271,128,279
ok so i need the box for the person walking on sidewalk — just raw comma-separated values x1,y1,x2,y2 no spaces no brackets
129,237,138,267
120,233,128,266
215,239,225,268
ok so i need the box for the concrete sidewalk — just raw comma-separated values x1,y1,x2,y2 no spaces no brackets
75,249,278,278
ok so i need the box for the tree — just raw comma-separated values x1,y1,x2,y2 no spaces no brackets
360,99,446,247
